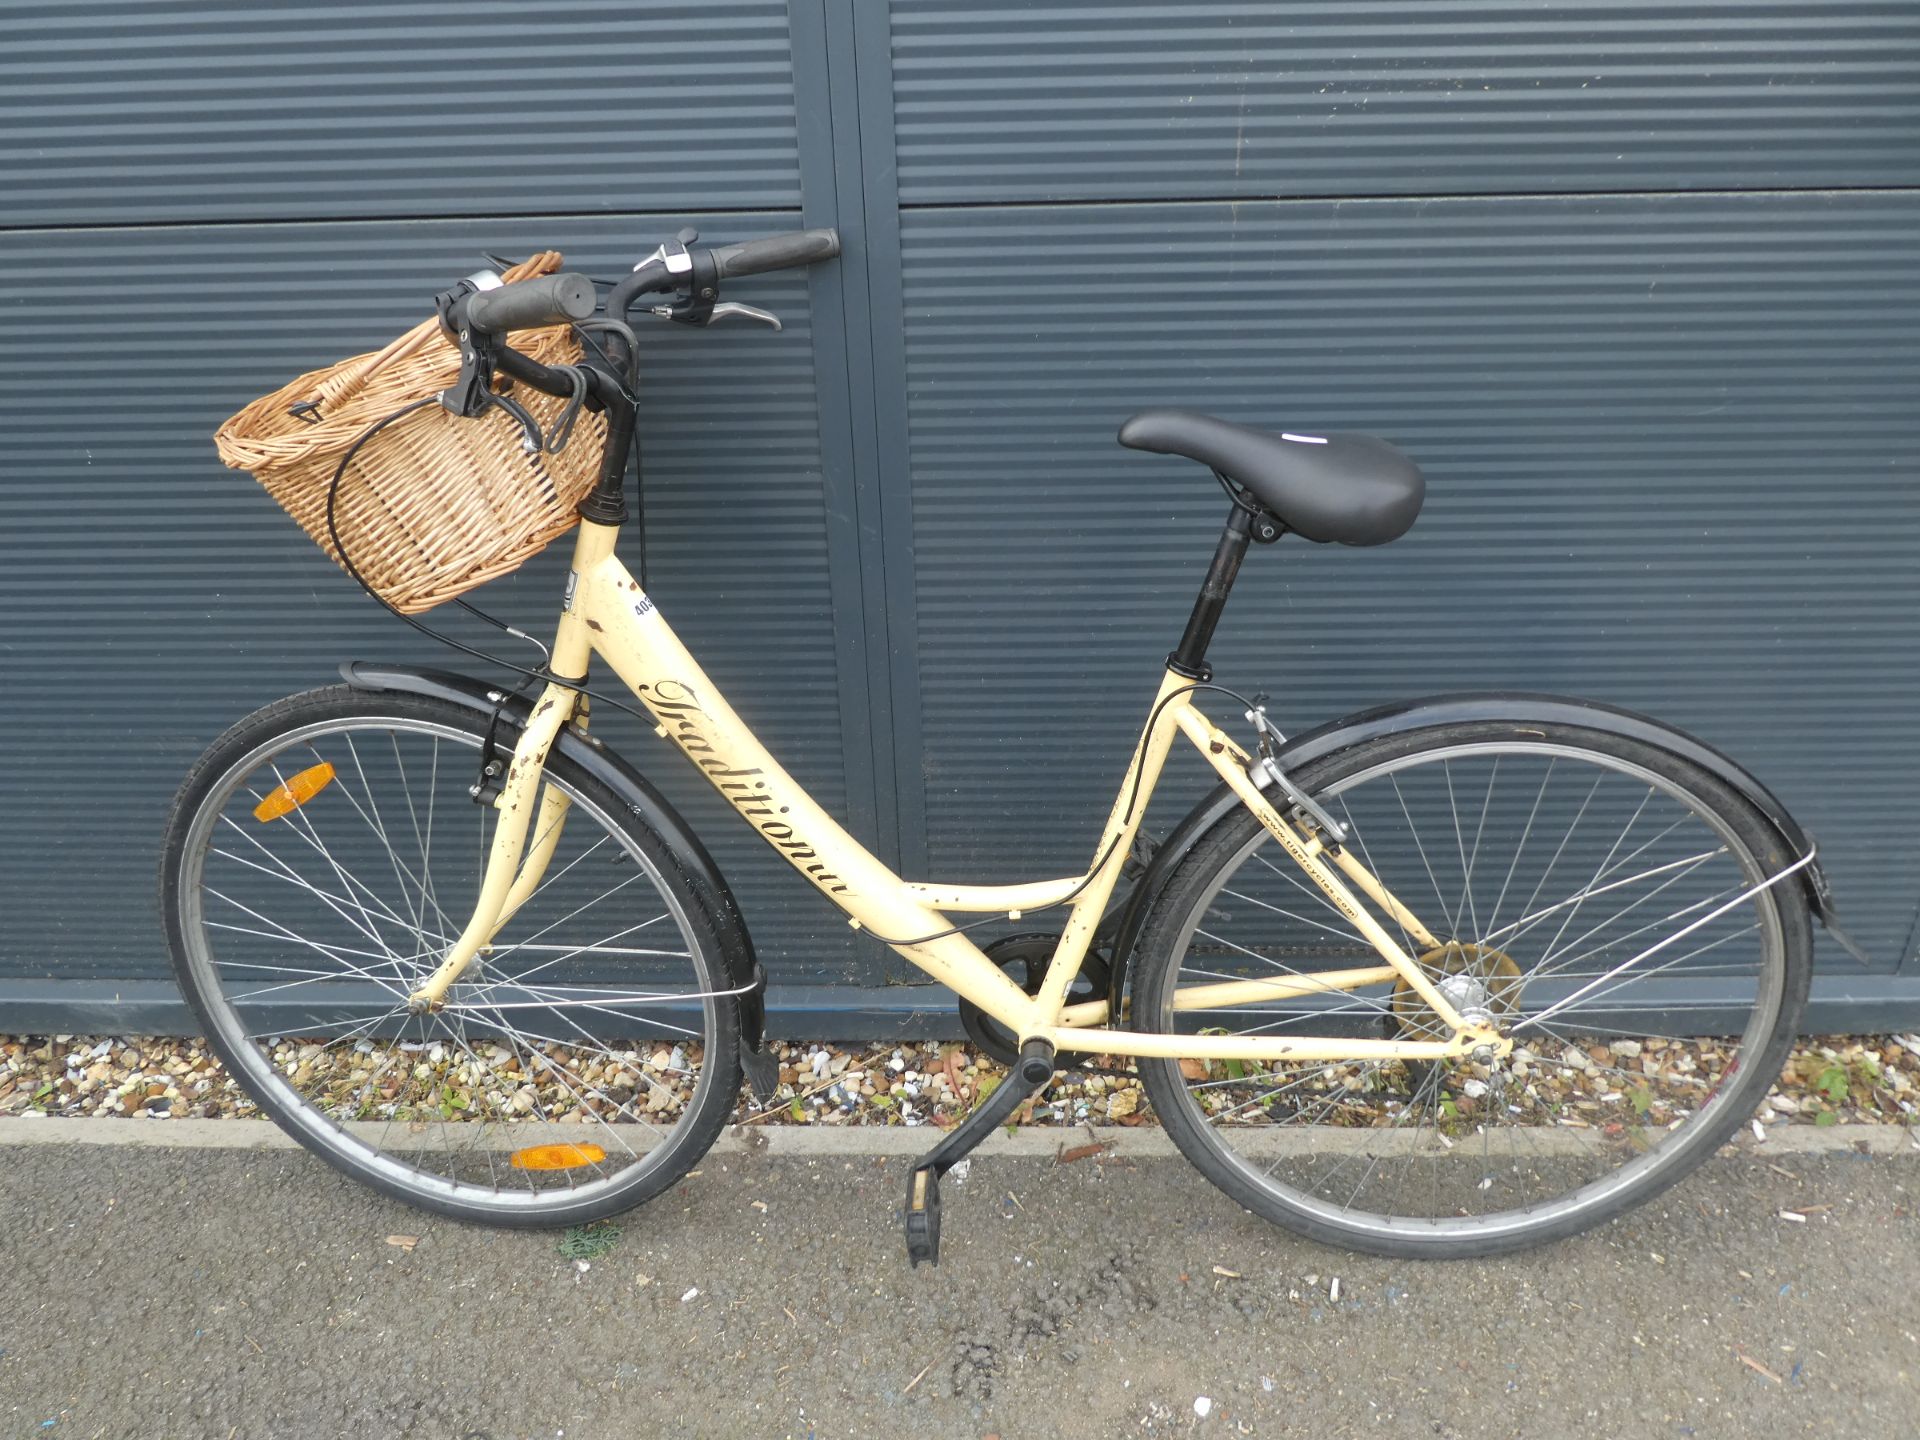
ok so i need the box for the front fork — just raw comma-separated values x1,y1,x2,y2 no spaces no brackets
409,678,581,1011
408,527,621,1012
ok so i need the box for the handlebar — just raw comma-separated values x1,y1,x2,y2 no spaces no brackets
431,227,842,518
605,226,841,324
708,228,841,279
462,272,596,335
449,227,842,409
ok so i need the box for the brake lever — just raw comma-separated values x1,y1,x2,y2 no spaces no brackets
709,301,783,331
648,300,783,332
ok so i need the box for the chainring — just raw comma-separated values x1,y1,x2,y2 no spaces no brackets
957,932,1112,1067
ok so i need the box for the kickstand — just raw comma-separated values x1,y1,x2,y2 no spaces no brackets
904,1038,1056,1267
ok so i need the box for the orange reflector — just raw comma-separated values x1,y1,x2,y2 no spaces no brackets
509,1142,607,1171
252,762,336,822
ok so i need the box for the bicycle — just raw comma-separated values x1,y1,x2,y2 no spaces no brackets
161,226,1866,1264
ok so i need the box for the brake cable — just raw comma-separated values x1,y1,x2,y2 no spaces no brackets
326,265,1274,968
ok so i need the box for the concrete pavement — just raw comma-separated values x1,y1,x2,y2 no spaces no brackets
2,1120,1916,1438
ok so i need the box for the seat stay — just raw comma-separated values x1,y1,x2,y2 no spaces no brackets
1172,706,1476,1038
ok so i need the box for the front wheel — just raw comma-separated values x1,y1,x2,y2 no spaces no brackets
160,685,743,1227
1131,717,1813,1258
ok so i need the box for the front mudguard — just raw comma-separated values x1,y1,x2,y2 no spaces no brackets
338,662,780,1099
1104,691,1867,1020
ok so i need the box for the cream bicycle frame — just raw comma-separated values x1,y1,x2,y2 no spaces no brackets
408,518,1508,1065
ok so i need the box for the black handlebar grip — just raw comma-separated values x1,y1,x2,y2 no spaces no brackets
462,272,596,334
708,228,841,279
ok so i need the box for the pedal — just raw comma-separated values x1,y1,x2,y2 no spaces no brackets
904,1165,942,1267
898,1037,1055,1268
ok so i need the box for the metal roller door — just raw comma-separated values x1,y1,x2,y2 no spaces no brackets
3,2,1918,1030
872,2,1920,1022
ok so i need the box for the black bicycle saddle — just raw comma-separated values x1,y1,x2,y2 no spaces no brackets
1118,408,1424,546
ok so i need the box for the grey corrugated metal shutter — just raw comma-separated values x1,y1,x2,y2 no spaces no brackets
2,3,801,222
4,2,1920,1032
895,194,1920,973
874,2,1920,997
889,1,1920,199
0,3,885,1010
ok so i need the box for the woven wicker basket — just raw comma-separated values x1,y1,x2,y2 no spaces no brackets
213,251,607,614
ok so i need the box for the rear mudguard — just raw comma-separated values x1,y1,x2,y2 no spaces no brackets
339,662,779,1099
1104,691,1867,1020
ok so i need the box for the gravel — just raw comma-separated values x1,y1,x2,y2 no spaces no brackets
3,1031,1917,1133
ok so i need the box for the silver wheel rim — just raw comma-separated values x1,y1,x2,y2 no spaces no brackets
1155,740,1787,1244
177,712,723,1213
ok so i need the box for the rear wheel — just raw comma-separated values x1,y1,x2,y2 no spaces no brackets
1131,719,1812,1258
160,686,741,1226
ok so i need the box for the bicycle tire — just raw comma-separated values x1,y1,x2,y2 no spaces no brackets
160,685,742,1227
1130,715,1813,1258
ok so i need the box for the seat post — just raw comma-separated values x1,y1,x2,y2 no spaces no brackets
1168,502,1255,680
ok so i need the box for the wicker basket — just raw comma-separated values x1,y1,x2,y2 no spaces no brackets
213,251,607,614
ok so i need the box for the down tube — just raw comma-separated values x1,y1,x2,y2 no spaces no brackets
574,550,1035,1022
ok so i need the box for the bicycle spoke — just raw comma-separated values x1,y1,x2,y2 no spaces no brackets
340,734,425,941
1443,759,1483,944
1214,885,1364,944
466,913,680,1001
1151,735,1796,1243
1483,758,1554,941
174,712,725,1214
1533,786,1653,968
217,812,419,953
202,896,416,994
1247,849,1350,924
421,1015,506,1188
209,844,454,948
1506,771,1605,944
471,998,654,1153
389,731,459,940
265,758,404,968
1389,770,1459,938
1337,798,1423,963
1526,871,1735,986
1189,929,1400,1020
1524,920,1766,1032
469,987,672,1137
1483,846,1724,956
